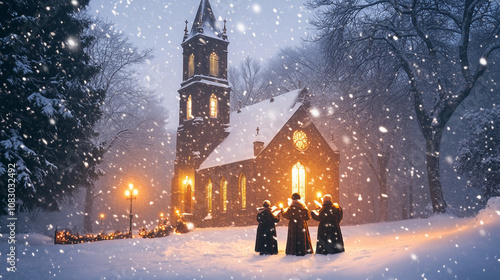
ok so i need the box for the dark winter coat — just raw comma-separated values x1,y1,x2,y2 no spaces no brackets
255,207,280,255
282,200,313,256
311,201,345,254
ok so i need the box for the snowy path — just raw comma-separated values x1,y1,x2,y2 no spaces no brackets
1,201,499,279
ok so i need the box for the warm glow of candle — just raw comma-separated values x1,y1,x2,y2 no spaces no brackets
279,203,283,208
317,192,322,199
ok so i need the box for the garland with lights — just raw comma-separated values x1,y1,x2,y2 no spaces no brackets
139,220,192,238
54,229,132,244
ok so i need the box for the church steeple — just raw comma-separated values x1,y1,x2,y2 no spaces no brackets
172,0,231,217
184,0,226,41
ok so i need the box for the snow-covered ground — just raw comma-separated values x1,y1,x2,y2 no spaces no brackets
2,198,499,280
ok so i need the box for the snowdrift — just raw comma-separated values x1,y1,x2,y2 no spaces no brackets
1,198,499,279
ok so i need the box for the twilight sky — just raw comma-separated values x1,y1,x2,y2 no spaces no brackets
88,0,314,130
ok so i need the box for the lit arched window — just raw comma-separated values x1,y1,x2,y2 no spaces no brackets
187,95,193,119
206,179,212,213
221,177,227,212
209,52,219,77
210,94,218,118
188,54,195,77
185,184,193,213
239,173,247,210
292,162,306,201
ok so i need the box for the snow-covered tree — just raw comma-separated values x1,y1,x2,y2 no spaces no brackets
307,0,500,213
455,106,500,203
0,0,104,214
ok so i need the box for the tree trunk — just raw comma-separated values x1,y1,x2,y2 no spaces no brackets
84,186,94,233
424,130,447,213
378,154,389,222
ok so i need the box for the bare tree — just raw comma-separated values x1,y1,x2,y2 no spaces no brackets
229,56,272,111
83,18,169,233
307,0,500,213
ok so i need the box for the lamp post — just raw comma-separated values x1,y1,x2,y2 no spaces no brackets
100,214,104,233
125,183,138,237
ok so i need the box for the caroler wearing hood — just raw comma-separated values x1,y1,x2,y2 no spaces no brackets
281,193,313,256
255,200,280,255
311,194,345,254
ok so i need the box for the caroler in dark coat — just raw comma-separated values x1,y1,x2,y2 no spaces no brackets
255,200,280,255
282,193,313,256
311,194,345,254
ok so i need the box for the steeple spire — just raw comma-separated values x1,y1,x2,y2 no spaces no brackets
184,0,226,41
183,20,189,40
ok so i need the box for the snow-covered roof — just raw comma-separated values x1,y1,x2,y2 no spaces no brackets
179,75,231,91
198,89,304,170
185,0,226,42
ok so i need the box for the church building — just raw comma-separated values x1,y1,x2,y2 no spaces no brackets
171,0,340,227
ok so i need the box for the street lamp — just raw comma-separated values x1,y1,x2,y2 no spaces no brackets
125,183,138,237
100,213,104,233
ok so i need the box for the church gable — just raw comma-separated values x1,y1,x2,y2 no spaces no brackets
194,90,340,226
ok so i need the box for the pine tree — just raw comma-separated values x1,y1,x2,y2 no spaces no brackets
0,0,104,214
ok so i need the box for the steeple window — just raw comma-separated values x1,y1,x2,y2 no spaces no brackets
187,95,193,119
210,94,218,118
209,52,219,77
188,54,195,77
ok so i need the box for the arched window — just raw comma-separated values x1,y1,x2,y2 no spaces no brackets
185,184,193,213
239,173,247,210
210,93,218,118
188,54,195,77
221,177,227,212
186,95,193,119
206,179,212,213
292,162,306,201
209,52,219,77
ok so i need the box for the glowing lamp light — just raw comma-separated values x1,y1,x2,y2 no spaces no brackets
100,214,104,219
279,203,283,209
317,192,322,199
125,183,138,236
